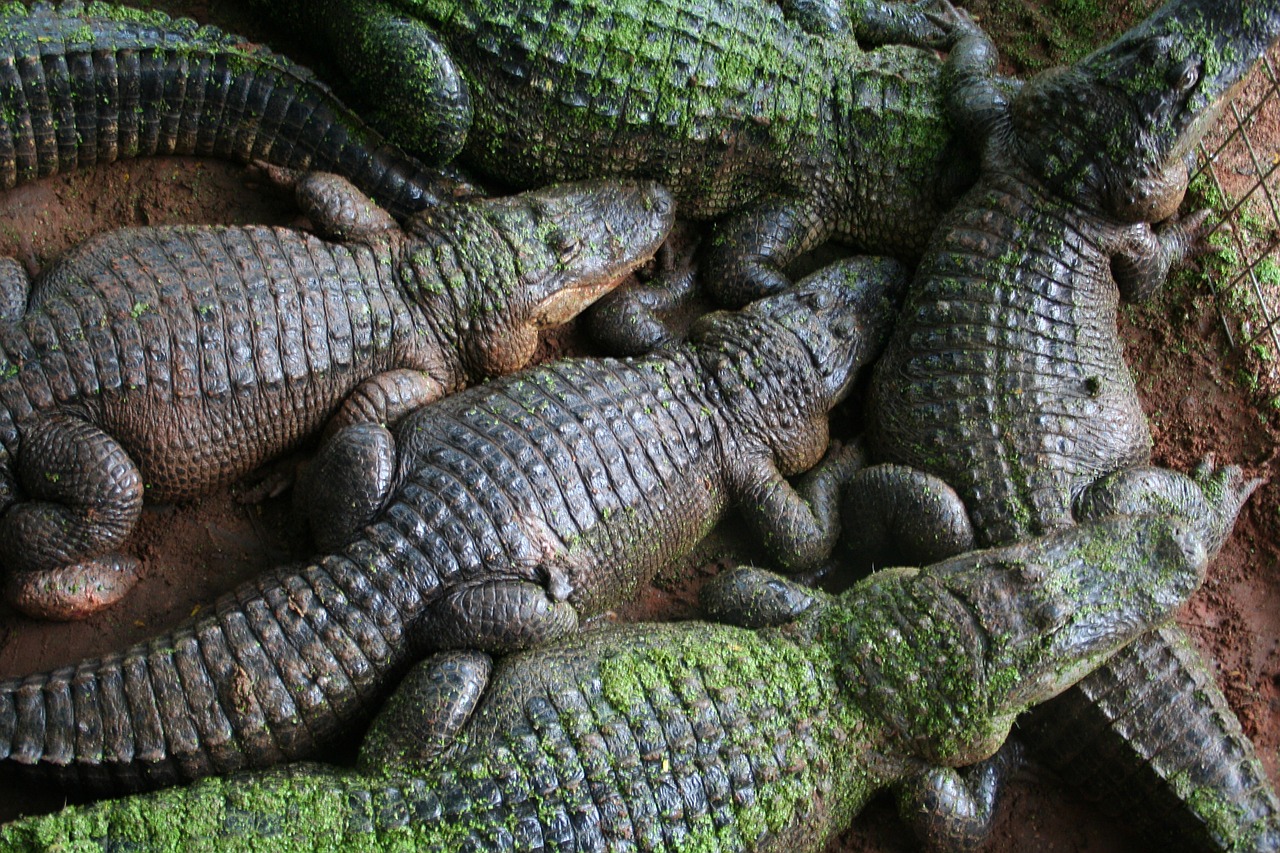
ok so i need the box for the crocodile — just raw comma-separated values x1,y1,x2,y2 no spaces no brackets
0,174,673,621
0,473,1249,851
0,256,902,792
245,0,982,309
841,0,1280,848
0,1,472,224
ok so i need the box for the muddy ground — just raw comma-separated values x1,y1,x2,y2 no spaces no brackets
0,2,1277,850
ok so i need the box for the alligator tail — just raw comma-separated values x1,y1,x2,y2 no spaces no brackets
0,533,430,792
0,1,458,218
1022,623,1280,851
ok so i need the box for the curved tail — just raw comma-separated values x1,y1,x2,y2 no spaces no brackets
0,2,465,218
0,536,426,792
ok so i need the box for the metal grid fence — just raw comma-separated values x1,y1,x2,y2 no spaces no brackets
1194,45,1280,376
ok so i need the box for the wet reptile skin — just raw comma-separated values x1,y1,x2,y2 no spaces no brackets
0,1,471,218
0,259,901,794
0,490,1241,851
848,0,1280,848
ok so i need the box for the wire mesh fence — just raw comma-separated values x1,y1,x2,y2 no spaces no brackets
1194,44,1280,378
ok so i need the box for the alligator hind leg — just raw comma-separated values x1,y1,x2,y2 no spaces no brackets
0,414,144,619
358,650,492,772
0,257,29,321
425,580,580,654
731,440,866,572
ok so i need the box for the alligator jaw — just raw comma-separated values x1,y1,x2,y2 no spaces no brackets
523,181,676,328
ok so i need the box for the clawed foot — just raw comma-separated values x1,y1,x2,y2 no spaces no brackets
5,556,140,621
1192,454,1265,554
234,455,305,505
585,240,699,355
1160,208,1219,261
245,160,303,193
921,0,982,50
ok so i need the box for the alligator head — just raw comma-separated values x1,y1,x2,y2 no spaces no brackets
403,180,674,377
1009,0,1280,220
838,513,1209,766
733,255,908,405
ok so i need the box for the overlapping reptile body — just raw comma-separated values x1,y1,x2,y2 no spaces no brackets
0,259,901,790
859,1,1280,847
0,508,1221,851
0,177,672,619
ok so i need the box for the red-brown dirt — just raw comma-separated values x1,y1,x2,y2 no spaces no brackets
0,2,1276,851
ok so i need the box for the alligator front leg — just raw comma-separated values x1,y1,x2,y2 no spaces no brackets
357,650,492,772
730,440,865,571
894,740,1026,853
0,414,144,620
700,564,824,628
1112,209,1213,302
704,193,832,307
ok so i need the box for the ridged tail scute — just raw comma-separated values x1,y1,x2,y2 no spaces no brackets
0,1,456,217
840,515,1208,767
0,537,435,792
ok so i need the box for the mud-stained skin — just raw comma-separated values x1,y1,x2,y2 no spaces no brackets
247,0,983,308
0,1,475,218
0,175,673,619
0,258,900,794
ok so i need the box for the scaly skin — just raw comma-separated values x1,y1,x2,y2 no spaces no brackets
0,175,673,620
247,0,979,305
0,492,1240,851
846,1,1280,848
0,1,469,221
0,258,902,793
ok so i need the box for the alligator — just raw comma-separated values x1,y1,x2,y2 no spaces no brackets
0,470,1250,851
0,256,902,792
0,1,473,222
841,0,1280,848
0,173,673,620
245,0,982,311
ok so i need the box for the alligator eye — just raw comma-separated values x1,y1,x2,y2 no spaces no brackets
801,289,833,311
1168,59,1200,92
547,227,582,257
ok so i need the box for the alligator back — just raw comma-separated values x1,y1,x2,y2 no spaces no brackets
869,174,1152,544
396,0,960,255
0,1,450,217
404,0,825,211
388,354,728,617
0,224,413,501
